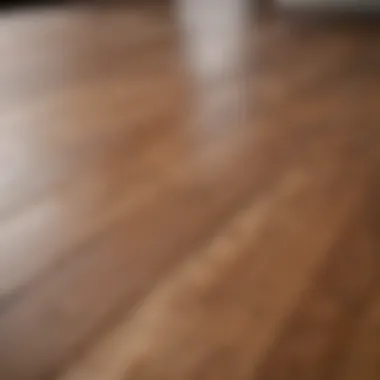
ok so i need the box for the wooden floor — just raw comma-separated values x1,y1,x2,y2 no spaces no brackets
1,2,380,379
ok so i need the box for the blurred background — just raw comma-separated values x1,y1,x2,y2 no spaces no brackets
1,1,380,380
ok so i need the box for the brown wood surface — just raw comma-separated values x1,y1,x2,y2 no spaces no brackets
0,2,380,380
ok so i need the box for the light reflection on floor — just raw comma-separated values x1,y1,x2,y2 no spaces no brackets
175,0,251,171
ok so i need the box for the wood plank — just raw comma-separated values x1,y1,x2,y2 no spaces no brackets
57,162,377,380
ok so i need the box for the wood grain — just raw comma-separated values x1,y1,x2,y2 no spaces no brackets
0,3,380,380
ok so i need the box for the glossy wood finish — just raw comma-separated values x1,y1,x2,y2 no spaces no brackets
1,3,380,380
